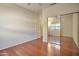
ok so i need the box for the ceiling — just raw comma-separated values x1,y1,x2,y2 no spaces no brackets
44,3,79,16
16,3,56,13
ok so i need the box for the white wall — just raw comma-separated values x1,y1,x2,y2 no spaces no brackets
36,13,43,37
42,10,48,42
78,13,79,47
73,13,79,47
61,14,73,37
0,4,39,50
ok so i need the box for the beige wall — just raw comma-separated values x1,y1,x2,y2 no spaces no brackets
73,13,79,47
78,13,79,47
36,13,43,37
0,4,39,50
42,10,48,42
61,14,73,37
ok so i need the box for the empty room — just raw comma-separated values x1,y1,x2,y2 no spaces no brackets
0,3,79,56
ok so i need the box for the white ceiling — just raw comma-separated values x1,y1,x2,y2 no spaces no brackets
16,3,56,13
44,3,79,16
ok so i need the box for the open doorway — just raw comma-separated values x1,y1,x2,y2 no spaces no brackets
47,13,79,55
48,16,61,45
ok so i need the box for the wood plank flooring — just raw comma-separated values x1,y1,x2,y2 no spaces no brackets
0,37,79,56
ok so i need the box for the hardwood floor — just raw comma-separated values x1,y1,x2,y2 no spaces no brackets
60,36,79,56
0,37,79,56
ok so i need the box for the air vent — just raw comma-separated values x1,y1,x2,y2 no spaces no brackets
27,3,31,5
50,3,56,5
